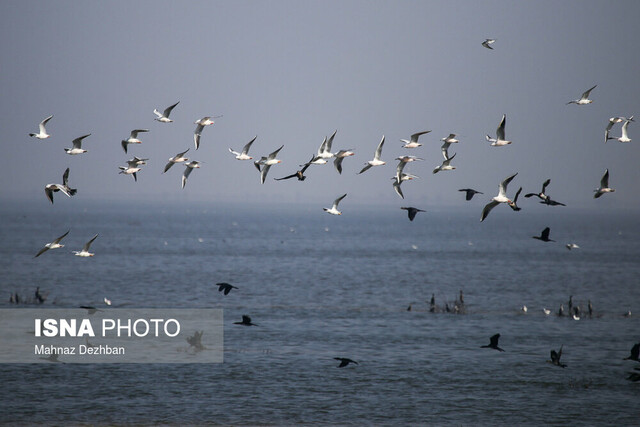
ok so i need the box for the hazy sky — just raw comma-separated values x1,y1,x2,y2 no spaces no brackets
1,0,639,212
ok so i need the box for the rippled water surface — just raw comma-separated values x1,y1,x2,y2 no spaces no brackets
1,202,638,425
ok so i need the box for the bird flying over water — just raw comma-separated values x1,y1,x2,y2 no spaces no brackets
234,315,258,326
624,343,639,361
566,85,597,105
64,134,91,155
432,150,456,174
73,234,98,257
323,193,347,215
217,282,238,295
481,333,505,352
334,357,358,368
358,135,386,174
35,230,70,258
532,227,555,242
229,136,256,160
45,168,77,204
255,145,284,184
193,116,221,150
164,149,190,173
594,169,614,198
480,173,517,222
549,345,567,368
459,188,483,201
182,161,201,189
153,101,179,122
29,115,53,139
121,129,149,153
275,155,314,181
400,207,425,221
333,149,355,174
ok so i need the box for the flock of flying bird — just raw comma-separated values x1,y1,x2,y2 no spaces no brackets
24,38,637,372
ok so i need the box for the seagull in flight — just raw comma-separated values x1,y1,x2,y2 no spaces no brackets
400,130,430,148
605,116,633,142
45,168,77,204
333,149,355,174
121,129,149,153
548,345,567,368
229,136,256,160
400,207,425,221
164,149,190,173
532,227,555,242
432,150,456,174
323,193,347,215
234,315,258,326
73,234,98,257
153,101,179,122
193,115,221,149
254,145,284,184
217,282,238,295
485,114,511,146
566,243,580,250
566,85,597,105
182,161,201,189
607,118,632,143
594,168,614,198
480,173,517,222
64,134,91,155
481,333,505,352
358,135,386,174
482,39,496,49
459,188,483,201
334,357,358,368
29,115,53,139
35,230,70,258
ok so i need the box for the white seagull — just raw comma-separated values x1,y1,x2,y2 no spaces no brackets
229,136,257,160
440,133,459,154
485,114,511,146
482,39,496,49
358,135,386,174
119,163,141,182
594,168,614,198
182,160,201,189
64,134,91,155
480,173,518,222
333,149,355,174
164,149,190,173
605,116,633,143
35,230,70,258
316,130,337,160
323,193,347,215
73,234,98,257
45,168,77,204
433,150,456,174
566,243,580,250
121,129,149,153
153,101,179,122
29,115,53,139
566,85,597,105
193,115,221,150
400,131,430,148
255,145,284,184
608,119,632,143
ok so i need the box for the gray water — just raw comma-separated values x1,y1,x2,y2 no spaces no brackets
1,201,638,425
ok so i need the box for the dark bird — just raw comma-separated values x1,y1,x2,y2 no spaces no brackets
35,287,47,304
508,187,523,211
558,304,564,317
217,282,238,295
588,300,593,318
532,227,555,242
481,333,505,352
80,306,102,315
234,315,258,326
274,156,313,181
624,343,639,361
334,357,358,368
186,330,204,350
525,178,551,202
542,198,566,206
548,345,567,368
400,206,426,221
459,188,483,201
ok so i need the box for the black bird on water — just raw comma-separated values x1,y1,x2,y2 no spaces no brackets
481,334,505,352
623,343,639,361
548,345,567,368
234,315,258,326
532,227,555,242
458,188,483,201
334,357,358,368
217,282,238,295
400,206,426,221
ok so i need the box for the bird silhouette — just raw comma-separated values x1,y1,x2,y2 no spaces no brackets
624,343,639,361
548,345,567,368
334,357,358,368
481,334,505,351
400,206,426,221
234,315,258,326
532,227,555,242
217,282,238,295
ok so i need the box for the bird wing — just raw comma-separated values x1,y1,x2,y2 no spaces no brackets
121,140,128,153
410,130,430,143
194,132,201,150
326,129,337,152
260,164,272,184
242,136,257,155
163,101,180,117
131,129,148,138
600,169,609,187
35,246,50,258
621,120,630,139
274,173,297,181
334,157,345,174
358,164,372,174
581,85,597,100
542,179,551,194
72,134,91,149
45,186,54,203
40,115,53,133
481,200,500,222
83,234,98,252
498,173,518,197
373,135,385,160
541,227,551,240
513,187,522,202
53,230,71,244
496,114,506,141
268,145,284,160
316,137,327,156
332,194,347,209
393,181,404,199
62,168,70,186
